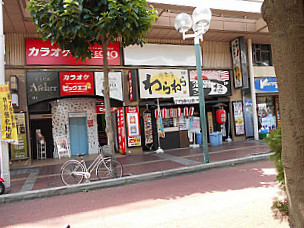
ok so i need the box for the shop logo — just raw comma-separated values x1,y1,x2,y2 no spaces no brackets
255,78,278,92
142,73,186,95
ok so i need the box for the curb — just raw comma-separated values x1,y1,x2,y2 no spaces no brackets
0,152,273,204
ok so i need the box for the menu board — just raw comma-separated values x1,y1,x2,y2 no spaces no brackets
232,101,245,135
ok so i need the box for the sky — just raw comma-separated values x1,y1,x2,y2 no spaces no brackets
147,0,263,14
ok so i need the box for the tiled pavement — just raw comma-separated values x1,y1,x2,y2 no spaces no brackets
6,140,271,195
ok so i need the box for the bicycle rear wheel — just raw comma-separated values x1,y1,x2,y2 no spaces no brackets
97,158,123,180
61,160,85,186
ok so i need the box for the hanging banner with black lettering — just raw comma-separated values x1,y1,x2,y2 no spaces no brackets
0,84,18,143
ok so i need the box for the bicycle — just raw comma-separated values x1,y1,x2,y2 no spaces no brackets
60,145,123,186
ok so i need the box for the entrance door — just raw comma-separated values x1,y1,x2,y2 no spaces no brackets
69,117,88,155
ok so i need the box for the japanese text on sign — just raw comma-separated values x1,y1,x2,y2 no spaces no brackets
0,85,18,143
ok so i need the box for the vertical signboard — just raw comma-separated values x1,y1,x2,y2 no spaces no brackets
60,72,94,96
232,101,245,135
117,107,126,153
10,113,28,160
126,106,141,147
0,85,18,142
231,38,243,89
143,112,153,145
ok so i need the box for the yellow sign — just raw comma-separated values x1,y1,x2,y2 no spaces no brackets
0,84,18,143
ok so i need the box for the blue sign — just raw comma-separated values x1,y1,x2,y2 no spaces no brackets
254,77,278,93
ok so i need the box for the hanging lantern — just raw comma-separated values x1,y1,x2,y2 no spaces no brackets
177,107,182,118
155,109,159,119
216,109,226,124
162,108,167,119
183,106,189,117
169,108,175,118
189,106,195,116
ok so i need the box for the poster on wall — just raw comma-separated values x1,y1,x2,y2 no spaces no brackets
0,85,18,143
138,69,189,98
126,106,141,147
189,70,231,97
25,39,121,66
60,72,94,96
10,113,28,160
231,38,243,89
232,101,245,135
27,71,60,105
95,72,123,101
117,107,126,154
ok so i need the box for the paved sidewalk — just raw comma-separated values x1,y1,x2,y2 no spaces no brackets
1,140,272,203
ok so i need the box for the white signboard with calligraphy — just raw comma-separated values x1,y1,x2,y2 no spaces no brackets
138,69,189,99
95,72,123,101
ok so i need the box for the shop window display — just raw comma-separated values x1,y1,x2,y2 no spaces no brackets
257,96,277,133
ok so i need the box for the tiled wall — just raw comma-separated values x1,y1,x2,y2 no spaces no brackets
51,98,98,157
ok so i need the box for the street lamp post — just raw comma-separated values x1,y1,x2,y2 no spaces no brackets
174,7,212,163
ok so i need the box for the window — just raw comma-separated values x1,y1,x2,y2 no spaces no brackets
252,44,273,66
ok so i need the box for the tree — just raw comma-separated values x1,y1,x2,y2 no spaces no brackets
262,0,304,226
27,0,157,156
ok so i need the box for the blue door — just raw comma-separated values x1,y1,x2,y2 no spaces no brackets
69,117,88,155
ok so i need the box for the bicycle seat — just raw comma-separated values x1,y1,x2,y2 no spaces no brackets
77,153,86,157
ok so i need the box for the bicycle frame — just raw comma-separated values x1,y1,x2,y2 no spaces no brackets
79,153,111,179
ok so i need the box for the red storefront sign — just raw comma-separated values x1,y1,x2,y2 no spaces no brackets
96,105,118,114
128,70,133,102
60,72,94,96
25,39,121,65
117,107,126,154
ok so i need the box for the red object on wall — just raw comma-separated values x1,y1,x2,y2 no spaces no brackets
216,109,226,124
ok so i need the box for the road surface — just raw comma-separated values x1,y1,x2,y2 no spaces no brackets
0,161,289,227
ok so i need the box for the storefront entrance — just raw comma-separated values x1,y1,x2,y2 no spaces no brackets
69,117,88,155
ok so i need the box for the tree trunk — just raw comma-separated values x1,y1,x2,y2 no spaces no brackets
262,0,304,226
101,40,115,157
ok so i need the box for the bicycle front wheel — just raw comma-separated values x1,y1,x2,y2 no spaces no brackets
61,160,85,186
97,158,123,180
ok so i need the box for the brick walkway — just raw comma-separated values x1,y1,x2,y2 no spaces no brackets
6,140,270,194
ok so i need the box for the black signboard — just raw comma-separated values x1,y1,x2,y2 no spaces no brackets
189,70,231,97
27,71,60,105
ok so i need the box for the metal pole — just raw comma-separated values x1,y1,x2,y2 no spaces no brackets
247,39,259,140
194,37,209,163
0,0,11,187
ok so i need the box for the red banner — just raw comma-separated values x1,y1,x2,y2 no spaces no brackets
25,39,121,66
128,70,133,102
60,72,94,96
117,107,126,154
96,105,117,114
